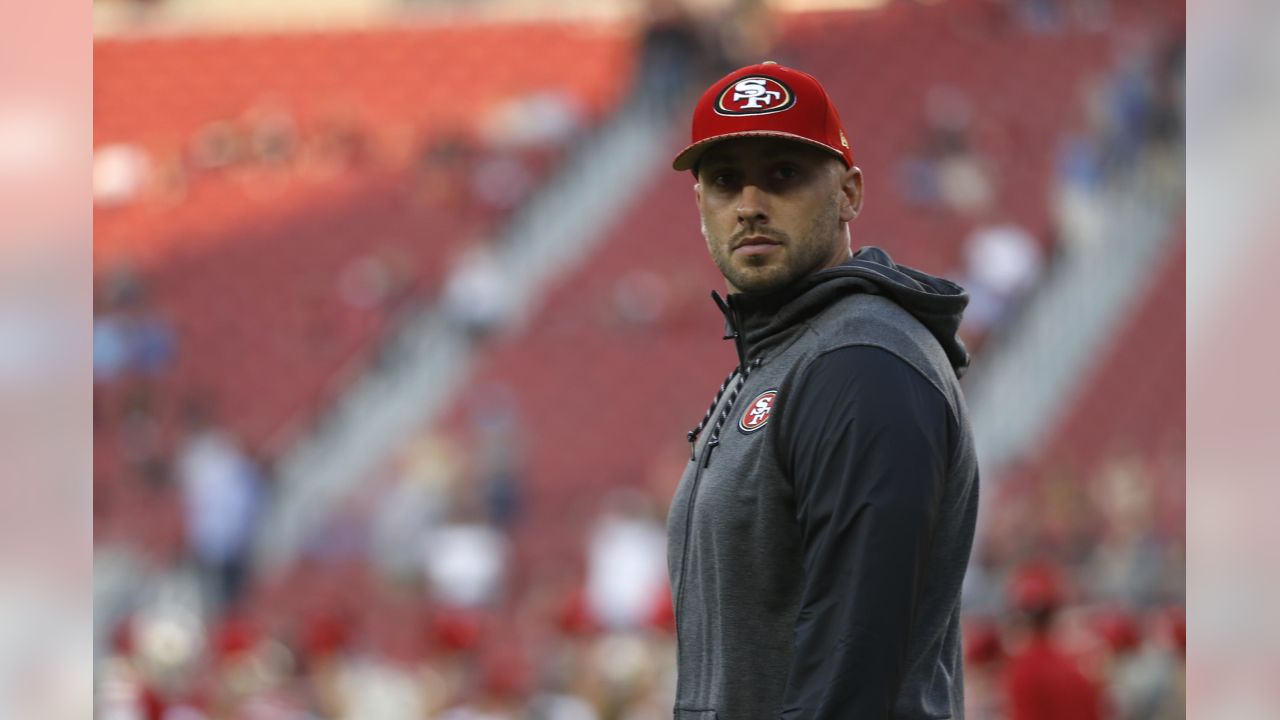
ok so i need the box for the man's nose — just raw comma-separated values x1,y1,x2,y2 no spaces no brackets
737,184,769,225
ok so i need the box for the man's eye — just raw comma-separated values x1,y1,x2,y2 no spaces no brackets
711,173,737,187
773,166,799,181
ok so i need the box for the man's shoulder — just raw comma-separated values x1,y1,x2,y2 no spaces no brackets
808,293,931,351
798,293,963,412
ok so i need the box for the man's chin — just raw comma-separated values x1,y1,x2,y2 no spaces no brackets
726,264,795,295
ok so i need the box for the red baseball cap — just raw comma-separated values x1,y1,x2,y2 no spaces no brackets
672,61,853,172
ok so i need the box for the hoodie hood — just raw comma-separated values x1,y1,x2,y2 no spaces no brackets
716,245,971,377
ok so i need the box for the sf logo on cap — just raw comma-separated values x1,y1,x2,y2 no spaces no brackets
716,76,795,116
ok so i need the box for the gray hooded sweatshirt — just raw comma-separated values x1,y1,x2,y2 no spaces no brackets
666,246,979,719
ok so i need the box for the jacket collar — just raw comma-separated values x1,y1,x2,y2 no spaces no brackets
708,246,973,377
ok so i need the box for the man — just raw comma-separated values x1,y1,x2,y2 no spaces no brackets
666,62,980,718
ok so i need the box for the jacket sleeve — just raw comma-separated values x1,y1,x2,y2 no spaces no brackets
775,345,954,719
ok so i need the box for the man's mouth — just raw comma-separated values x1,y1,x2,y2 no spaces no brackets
734,235,783,255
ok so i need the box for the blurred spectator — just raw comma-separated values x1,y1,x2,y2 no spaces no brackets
369,433,461,581
527,690,598,720
633,0,711,114
1054,129,1107,254
129,309,177,380
712,0,777,71
1014,0,1063,34
414,134,479,213
467,383,526,532
963,618,1008,719
1086,456,1174,608
298,109,371,180
1005,562,1109,720
898,86,996,214
189,119,249,172
92,303,132,385
113,600,209,718
335,653,434,720
584,489,668,632
243,101,299,167
958,216,1044,342
422,496,509,609
1093,607,1182,720
482,90,587,152
1141,34,1185,196
470,151,536,215
177,399,265,613
116,386,165,484
337,246,414,315
578,632,671,719
94,143,152,207
93,265,177,384
442,241,516,340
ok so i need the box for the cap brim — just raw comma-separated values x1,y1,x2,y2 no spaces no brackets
671,130,849,171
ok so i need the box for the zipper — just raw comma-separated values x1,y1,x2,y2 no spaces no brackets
729,305,747,371
712,291,749,373
673,292,756,701
673,436,715,703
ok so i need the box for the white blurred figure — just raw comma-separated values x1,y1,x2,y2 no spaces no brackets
369,433,460,581
93,143,151,207
422,523,507,609
959,219,1044,339
527,693,598,720
176,400,263,613
336,657,427,720
1094,609,1183,720
422,490,508,609
1111,639,1182,720
441,241,515,340
97,602,206,719
481,89,585,151
436,704,516,720
585,489,667,632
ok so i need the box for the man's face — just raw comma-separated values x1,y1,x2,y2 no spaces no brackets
694,137,862,295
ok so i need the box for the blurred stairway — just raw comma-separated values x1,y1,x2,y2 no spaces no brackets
254,105,677,570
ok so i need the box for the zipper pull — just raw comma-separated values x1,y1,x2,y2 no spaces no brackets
711,291,736,340
703,439,718,467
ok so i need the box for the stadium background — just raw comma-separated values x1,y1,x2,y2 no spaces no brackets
91,0,1185,717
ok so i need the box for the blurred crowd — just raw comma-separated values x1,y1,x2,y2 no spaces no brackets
98,437,1185,718
98,397,684,720
942,22,1184,352
93,91,591,224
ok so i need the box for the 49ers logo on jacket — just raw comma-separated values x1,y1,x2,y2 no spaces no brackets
739,390,778,433
715,76,796,116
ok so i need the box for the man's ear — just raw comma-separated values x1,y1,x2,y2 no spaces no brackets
839,166,864,222
693,182,707,237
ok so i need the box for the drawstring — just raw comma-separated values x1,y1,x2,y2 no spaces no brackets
687,357,763,465
687,366,737,455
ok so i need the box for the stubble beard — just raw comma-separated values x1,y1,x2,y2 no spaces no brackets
706,194,845,295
